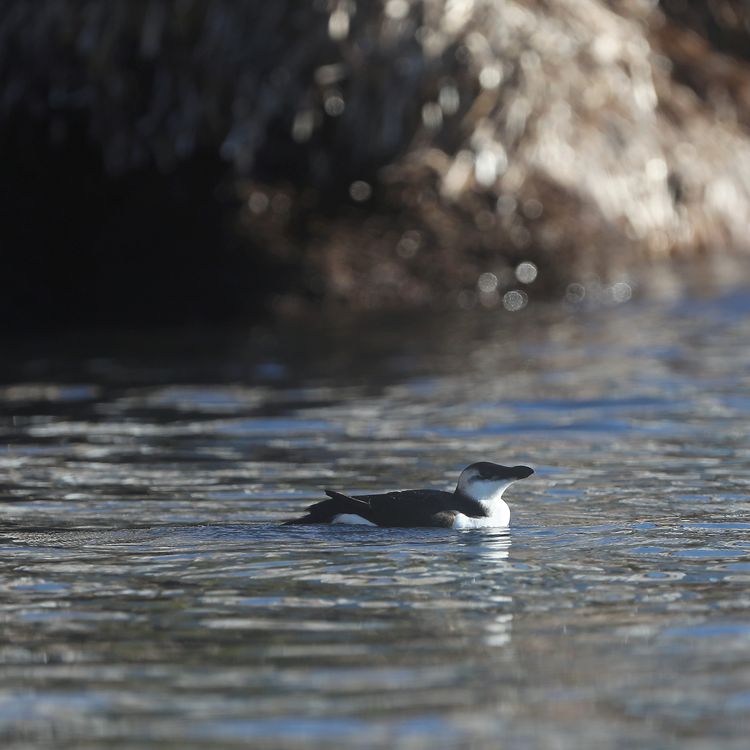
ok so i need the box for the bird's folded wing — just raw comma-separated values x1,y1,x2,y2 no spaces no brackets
324,489,370,507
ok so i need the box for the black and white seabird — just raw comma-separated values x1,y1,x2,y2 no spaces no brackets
285,462,534,529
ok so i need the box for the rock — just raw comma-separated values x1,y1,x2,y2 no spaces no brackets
2,1,750,324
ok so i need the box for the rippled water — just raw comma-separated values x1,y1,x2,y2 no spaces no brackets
2,294,750,749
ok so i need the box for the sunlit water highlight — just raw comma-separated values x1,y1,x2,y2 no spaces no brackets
2,294,750,748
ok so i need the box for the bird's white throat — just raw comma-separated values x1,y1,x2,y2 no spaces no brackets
463,479,514,505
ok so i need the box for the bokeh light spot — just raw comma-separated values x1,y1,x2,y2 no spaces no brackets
397,230,422,259
611,281,632,303
477,272,498,293
324,93,345,117
503,289,528,311
349,181,372,202
385,0,410,20
496,195,517,215
248,192,269,214
439,84,460,115
422,101,443,129
565,283,586,304
328,8,350,40
522,199,543,219
515,261,538,284
292,110,314,142
479,64,503,90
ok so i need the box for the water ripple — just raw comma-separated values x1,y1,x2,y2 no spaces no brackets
2,297,750,747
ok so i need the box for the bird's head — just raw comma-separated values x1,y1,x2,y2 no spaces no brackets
456,462,534,505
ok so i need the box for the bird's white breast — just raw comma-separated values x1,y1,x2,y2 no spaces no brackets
451,506,510,529
453,479,512,528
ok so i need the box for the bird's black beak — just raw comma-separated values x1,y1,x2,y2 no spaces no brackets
510,465,534,480
475,462,534,481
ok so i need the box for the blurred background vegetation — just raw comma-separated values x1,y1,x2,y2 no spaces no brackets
2,0,750,331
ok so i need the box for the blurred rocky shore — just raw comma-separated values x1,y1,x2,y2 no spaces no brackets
2,0,750,328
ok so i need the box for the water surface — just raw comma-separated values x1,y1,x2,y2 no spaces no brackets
2,295,750,748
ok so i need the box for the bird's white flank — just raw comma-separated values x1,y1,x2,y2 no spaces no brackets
331,513,376,526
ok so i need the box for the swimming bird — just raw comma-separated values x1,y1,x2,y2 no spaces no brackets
284,462,533,529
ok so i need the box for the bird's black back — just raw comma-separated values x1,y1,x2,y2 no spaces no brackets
285,488,487,527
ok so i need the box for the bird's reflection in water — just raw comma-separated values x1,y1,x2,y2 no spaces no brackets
460,529,514,647
471,529,512,561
